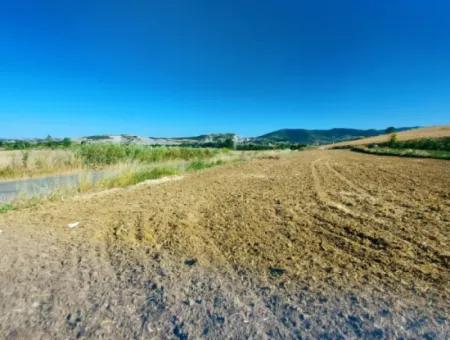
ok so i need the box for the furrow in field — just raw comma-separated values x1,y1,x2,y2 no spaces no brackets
312,155,449,273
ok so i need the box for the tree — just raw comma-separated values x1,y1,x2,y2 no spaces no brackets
62,138,72,147
385,127,396,134
222,137,236,149
388,133,398,147
45,135,53,147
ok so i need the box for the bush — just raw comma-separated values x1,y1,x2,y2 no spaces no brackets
388,134,398,147
381,137,450,151
352,146,450,160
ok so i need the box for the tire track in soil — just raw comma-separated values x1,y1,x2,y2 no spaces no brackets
102,214,160,339
309,158,447,300
176,211,294,338
307,155,449,335
326,158,450,268
142,184,295,339
312,157,448,274
100,201,288,338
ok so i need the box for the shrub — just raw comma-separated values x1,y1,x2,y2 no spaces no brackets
381,137,450,151
388,133,398,147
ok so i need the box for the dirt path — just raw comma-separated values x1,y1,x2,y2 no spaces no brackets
0,150,449,339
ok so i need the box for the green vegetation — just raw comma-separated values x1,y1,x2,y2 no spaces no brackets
352,146,450,160
0,143,232,181
0,167,16,178
101,166,180,188
1,140,224,165
339,137,450,160
0,203,16,213
186,159,225,171
388,133,398,146
236,142,305,150
188,136,236,149
0,136,72,150
380,136,450,151
75,144,222,166
83,135,112,141
385,126,396,134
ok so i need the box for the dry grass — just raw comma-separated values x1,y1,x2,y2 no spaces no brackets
0,149,82,179
327,125,450,148
0,145,295,181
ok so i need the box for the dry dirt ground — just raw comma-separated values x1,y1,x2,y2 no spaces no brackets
0,150,449,339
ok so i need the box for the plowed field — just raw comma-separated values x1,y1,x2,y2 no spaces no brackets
0,150,448,339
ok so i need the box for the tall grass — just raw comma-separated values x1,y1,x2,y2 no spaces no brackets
75,144,223,166
101,166,180,188
0,149,82,179
186,160,225,171
0,144,228,179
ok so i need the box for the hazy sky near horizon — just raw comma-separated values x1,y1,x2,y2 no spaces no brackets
1,0,450,138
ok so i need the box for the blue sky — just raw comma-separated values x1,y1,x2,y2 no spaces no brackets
1,0,450,138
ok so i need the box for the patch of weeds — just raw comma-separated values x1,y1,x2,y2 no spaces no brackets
187,160,224,172
352,146,450,160
0,203,16,214
129,167,179,184
0,166,16,178
103,166,180,188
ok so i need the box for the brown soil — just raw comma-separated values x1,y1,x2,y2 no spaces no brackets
328,125,450,148
0,150,449,339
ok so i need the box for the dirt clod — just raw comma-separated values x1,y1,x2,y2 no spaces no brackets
184,258,198,267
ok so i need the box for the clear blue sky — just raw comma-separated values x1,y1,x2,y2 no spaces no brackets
1,0,450,138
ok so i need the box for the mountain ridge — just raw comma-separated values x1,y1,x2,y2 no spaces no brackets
1,127,418,146
255,127,416,145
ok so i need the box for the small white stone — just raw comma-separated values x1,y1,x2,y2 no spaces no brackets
67,222,80,229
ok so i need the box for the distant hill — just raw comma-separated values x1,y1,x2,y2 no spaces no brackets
326,125,450,148
78,133,240,146
4,127,430,148
256,127,415,145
